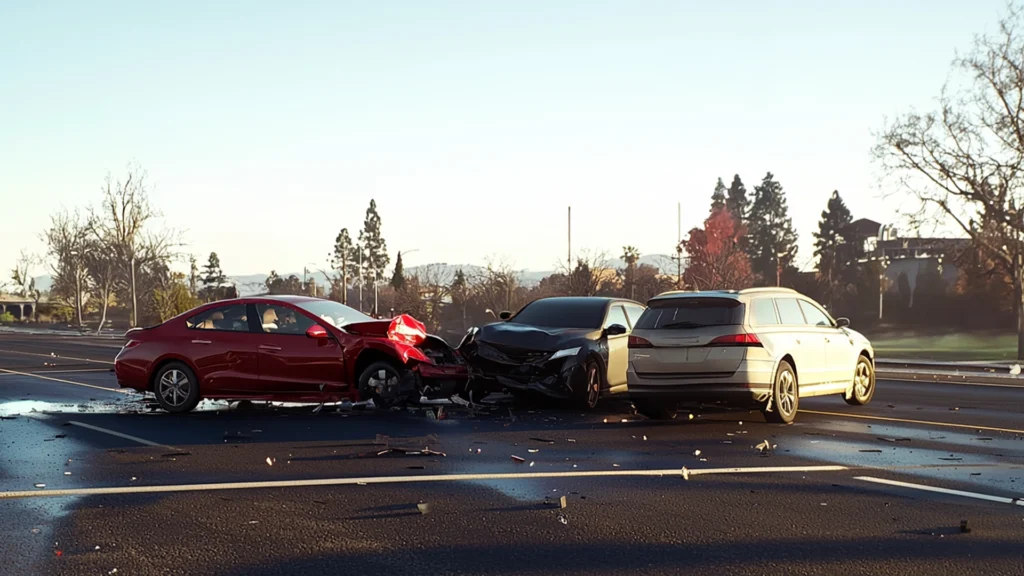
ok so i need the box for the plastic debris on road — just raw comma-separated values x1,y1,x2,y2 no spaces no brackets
682,467,691,481
528,449,539,453
693,450,702,457
557,513,568,525
266,457,275,466
510,455,526,463
417,502,431,515
755,440,773,455
34,483,45,489
1011,364,1021,376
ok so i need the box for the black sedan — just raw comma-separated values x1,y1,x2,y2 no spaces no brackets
458,297,646,409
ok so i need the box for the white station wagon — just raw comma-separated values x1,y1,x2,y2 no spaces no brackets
626,287,876,423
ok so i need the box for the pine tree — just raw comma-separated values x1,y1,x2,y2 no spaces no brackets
746,173,799,286
391,251,406,290
201,252,227,301
621,245,641,300
188,255,199,296
813,190,856,308
358,199,390,286
331,228,356,304
710,178,727,213
450,268,470,330
725,174,748,222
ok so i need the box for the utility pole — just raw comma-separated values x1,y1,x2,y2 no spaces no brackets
567,206,572,270
358,248,363,312
676,202,682,289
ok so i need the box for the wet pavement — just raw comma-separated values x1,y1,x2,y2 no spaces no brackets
2,333,1024,575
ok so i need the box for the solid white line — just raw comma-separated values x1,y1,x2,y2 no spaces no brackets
0,368,111,376
0,348,114,365
855,476,1024,506
66,421,176,450
0,368,128,394
877,374,1024,389
0,465,850,500
799,409,1024,435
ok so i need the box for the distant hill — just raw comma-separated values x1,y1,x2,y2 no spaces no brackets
31,254,677,297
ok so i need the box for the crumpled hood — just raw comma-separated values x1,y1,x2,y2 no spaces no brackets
475,322,598,352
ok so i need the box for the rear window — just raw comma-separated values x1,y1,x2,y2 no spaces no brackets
509,299,606,329
635,297,744,330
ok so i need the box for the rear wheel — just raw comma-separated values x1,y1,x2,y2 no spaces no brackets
763,360,798,424
572,358,602,410
844,355,875,406
633,399,677,420
153,362,201,414
358,361,407,408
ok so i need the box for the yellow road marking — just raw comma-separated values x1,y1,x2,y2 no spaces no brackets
0,368,129,394
800,409,1024,435
0,348,114,365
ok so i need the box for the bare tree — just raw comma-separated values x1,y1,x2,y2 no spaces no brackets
43,209,90,326
84,237,117,334
555,249,615,296
472,257,526,315
874,3,1024,357
10,251,41,320
88,165,173,327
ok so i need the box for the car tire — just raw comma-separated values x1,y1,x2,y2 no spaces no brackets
844,355,875,406
633,399,677,420
358,361,407,408
571,358,602,410
153,362,201,414
763,360,798,424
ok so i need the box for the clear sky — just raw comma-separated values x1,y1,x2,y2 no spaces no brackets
0,0,1008,280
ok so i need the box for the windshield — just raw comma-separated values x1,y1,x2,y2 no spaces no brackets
508,299,606,329
295,300,373,328
634,297,744,330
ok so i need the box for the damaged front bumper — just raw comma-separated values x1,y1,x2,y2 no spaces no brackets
463,343,583,399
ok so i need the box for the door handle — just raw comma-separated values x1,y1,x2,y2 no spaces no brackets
191,339,212,345
259,344,282,351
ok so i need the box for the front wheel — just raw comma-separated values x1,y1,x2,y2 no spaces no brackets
844,355,875,406
154,362,201,414
763,360,798,424
571,358,602,410
358,361,408,408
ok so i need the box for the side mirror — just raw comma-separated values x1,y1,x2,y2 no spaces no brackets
605,323,628,336
498,311,512,321
306,325,329,339
836,317,850,328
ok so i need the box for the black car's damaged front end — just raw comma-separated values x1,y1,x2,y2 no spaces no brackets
458,327,594,400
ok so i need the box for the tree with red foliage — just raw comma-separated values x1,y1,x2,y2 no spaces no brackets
683,208,754,291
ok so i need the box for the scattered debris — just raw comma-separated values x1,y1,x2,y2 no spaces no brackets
34,483,45,489
755,440,773,455
30,528,41,534
528,449,539,453
530,437,555,444
417,502,431,515
510,455,526,463
960,520,972,533
722,441,733,444
266,457,275,466
557,513,568,525
877,437,911,443
949,407,960,411
1011,364,1021,376
567,438,576,443
643,435,647,441
621,418,629,423
974,437,993,441
693,450,702,457
682,467,690,481
939,457,963,461
248,521,259,525
63,472,71,476
130,477,137,482
859,449,883,453
530,461,535,467
312,403,324,414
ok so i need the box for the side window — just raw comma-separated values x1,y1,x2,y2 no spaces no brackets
798,300,833,327
256,303,316,335
750,299,779,326
186,304,250,332
623,304,645,329
774,298,807,325
604,305,630,330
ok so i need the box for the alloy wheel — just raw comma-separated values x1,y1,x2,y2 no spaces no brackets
158,369,191,408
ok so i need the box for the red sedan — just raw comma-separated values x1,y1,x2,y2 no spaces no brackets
114,296,469,413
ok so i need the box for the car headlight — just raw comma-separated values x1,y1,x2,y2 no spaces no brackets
549,347,581,360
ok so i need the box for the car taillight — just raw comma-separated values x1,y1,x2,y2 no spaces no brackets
123,340,141,350
628,335,653,348
708,333,761,347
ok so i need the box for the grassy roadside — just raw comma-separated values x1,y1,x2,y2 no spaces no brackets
868,330,1018,362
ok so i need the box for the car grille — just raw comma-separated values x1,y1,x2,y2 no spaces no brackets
477,343,551,365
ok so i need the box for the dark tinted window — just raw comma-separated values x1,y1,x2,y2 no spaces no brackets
256,303,317,335
634,297,744,330
604,305,629,330
509,299,606,329
623,304,645,328
799,300,832,327
186,304,250,332
775,298,806,325
750,299,779,326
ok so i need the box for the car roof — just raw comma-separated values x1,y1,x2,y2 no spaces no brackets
534,296,643,306
648,287,801,303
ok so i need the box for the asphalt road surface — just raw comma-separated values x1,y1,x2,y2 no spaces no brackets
1,333,1023,576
